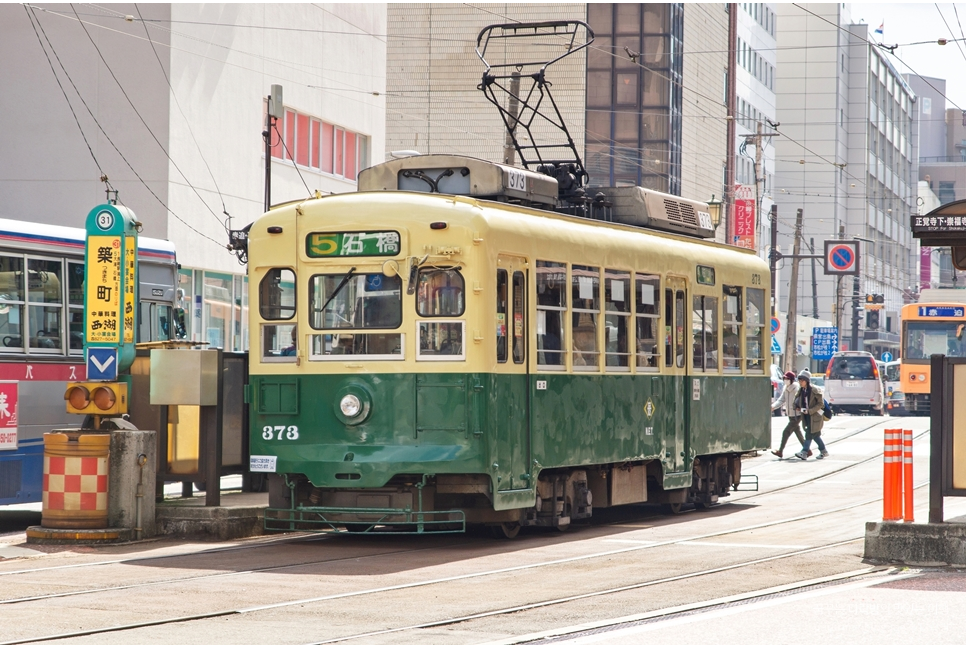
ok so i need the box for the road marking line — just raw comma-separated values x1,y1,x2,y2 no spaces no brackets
676,541,811,549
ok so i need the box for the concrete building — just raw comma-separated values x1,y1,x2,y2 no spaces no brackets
0,3,387,350
773,4,918,358
385,3,730,234
734,3,778,252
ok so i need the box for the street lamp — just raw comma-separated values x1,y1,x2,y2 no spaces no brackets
707,195,723,231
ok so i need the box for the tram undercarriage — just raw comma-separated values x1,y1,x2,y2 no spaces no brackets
264,454,747,537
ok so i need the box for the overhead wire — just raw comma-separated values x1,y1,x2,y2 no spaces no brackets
25,5,223,246
134,3,232,234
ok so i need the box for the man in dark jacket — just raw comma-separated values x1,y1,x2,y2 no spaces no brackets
795,370,828,460
771,371,806,458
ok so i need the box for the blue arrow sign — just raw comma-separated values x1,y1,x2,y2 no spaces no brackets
87,347,118,381
882,351,893,362
771,335,782,354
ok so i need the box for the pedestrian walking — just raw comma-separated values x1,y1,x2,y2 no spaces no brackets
795,370,829,460
771,370,805,458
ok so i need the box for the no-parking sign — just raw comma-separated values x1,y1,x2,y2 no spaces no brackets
824,240,860,276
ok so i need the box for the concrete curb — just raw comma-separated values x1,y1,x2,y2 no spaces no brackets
155,504,265,540
864,520,966,566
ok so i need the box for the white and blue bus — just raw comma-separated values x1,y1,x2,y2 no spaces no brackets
0,217,179,506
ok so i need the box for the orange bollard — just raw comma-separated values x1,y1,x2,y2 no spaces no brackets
903,428,914,522
892,429,903,521
883,429,901,521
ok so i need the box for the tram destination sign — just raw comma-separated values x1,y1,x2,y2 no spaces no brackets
306,231,400,258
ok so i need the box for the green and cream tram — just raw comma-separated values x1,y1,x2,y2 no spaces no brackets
247,155,770,536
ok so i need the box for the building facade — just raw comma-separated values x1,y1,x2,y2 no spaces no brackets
773,4,918,357
385,3,730,230
0,3,387,350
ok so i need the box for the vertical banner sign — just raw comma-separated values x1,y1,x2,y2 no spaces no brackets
0,381,18,451
733,184,756,250
86,236,122,343
123,235,136,344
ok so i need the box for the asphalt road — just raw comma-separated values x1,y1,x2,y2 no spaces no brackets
2,414,963,645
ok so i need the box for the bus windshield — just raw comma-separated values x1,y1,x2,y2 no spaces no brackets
904,321,966,359
309,273,402,329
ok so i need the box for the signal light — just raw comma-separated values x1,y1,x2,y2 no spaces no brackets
64,382,128,416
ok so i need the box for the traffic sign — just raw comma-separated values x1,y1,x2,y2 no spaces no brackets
771,335,782,355
86,347,118,381
824,240,860,275
882,351,894,362
770,317,781,334
812,327,839,361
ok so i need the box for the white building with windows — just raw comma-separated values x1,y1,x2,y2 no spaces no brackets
0,3,386,351
734,2,778,249
774,4,918,356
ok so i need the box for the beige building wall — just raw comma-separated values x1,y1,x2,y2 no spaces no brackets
386,3,587,164
681,4,729,206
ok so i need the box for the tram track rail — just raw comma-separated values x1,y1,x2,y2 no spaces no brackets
0,481,934,646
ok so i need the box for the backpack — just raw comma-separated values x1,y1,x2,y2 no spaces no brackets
822,399,834,421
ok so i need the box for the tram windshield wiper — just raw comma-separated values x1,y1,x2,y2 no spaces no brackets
320,267,357,314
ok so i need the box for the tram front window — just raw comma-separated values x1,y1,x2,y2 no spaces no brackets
904,321,966,359
310,273,402,329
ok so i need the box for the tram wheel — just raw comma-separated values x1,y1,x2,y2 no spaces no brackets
661,502,683,515
489,522,521,539
694,501,711,510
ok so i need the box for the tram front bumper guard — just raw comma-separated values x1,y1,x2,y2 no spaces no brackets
264,505,466,534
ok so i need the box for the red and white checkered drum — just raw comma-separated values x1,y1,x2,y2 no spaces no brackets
41,432,110,529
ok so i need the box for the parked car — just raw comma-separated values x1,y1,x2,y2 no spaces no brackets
770,363,784,416
886,390,910,416
824,351,885,415
810,374,825,389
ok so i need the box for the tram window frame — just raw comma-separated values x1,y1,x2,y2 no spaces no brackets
675,290,686,368
722,285,743,372
635,273,660,370
261,322,298,363
745,287,766,372
604,268,631,371
259,268,296,321
512,271,526,364
664,288,674,368
572,264,600,371
416,320,465,361
308,272,402,330
536,260,566,370
496,269,508,363
692,295,719,372
309,332,404,361
416,267,465,317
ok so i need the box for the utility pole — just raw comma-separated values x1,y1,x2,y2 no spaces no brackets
725,4,737,243
784,208,803,372
263,84,283,213
851,274,861,351
836,224,845,349
810,237,819,319
769,205,778,316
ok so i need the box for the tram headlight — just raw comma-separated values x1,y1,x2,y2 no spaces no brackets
334,386,372,426
340,394,362,418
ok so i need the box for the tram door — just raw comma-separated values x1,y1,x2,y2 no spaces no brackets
494,257,530,492
664,276,689,473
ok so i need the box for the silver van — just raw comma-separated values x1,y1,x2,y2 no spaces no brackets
824,351,884,415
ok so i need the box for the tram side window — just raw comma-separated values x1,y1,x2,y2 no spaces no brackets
27,258,62,351
675,290,686,368
496,269,508,363
512,271,526,364
692,295,719,371
664,288,673,368
604,269,630,369
536,260,566,368
745,287,765,371
260,268,296,362
635,274,660,369
417,268,464,359
0,255,25,352
722,285,742,371
572,265,600,369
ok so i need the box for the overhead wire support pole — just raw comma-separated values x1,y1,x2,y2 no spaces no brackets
784,208,803,372
769,205,778,317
